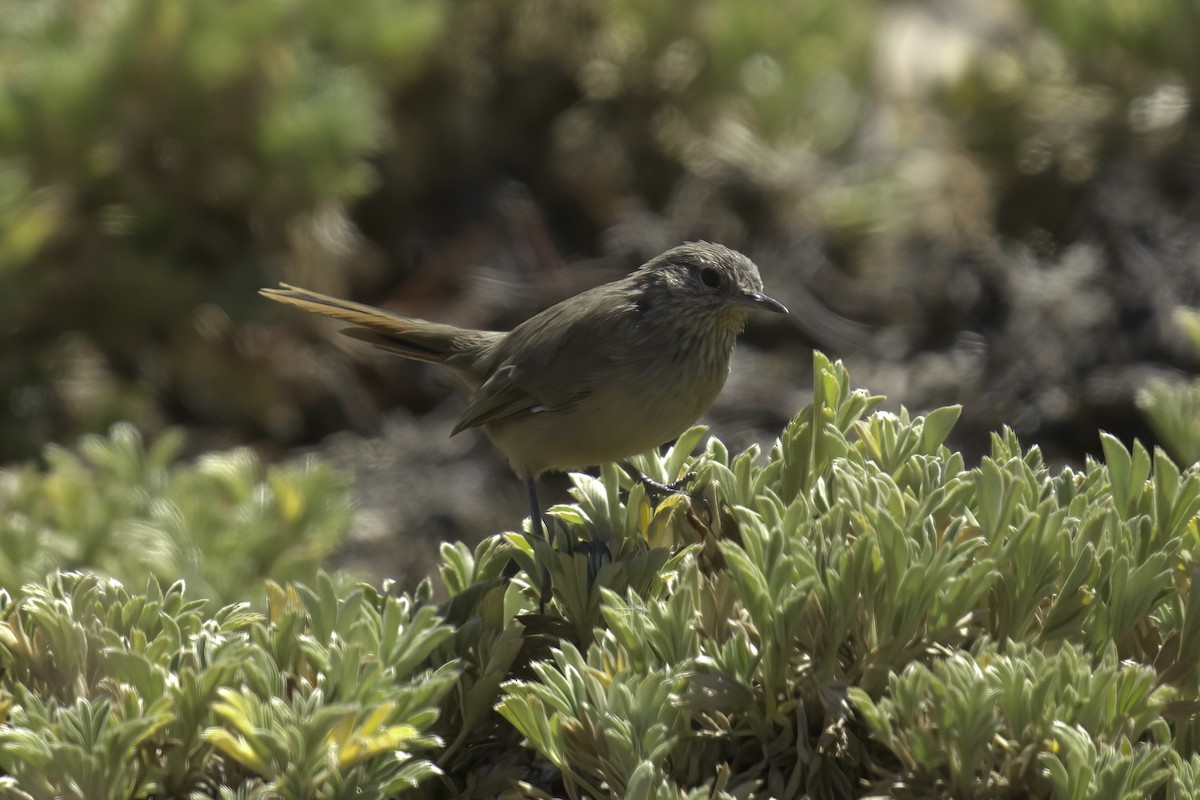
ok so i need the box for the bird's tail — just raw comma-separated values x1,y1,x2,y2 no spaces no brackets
259,283,497,368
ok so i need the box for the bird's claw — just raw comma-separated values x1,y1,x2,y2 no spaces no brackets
633,470,698,500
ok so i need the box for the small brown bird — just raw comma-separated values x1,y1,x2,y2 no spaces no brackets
261,241,787,538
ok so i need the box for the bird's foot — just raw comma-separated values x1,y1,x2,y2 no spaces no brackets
632,470,697,500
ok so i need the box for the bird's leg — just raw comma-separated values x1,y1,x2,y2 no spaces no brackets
525,474,550,545
524,474,554,611
622,463,698,500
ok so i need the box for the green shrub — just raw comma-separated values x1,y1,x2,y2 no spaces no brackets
2,353,1198,798
1139,379,1200,469
475,353,1199,797
0,424,352,607
0,572,456,800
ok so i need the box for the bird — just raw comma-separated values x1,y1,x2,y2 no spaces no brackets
260,241,787,541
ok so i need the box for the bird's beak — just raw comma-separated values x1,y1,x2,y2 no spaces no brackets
738,291,788,314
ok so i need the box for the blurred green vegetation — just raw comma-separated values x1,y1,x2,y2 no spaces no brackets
0,0,440,457
0,424,352,608
0,0,1196,463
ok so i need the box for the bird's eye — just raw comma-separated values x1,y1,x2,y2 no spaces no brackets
699,267,722,288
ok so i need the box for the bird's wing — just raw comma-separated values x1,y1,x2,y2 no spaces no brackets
450,365,567,433
450,285,630,433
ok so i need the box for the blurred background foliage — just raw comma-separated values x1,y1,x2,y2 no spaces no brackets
0,424,352,607
0,0,1198,570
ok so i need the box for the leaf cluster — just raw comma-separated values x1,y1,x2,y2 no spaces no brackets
0,424,352,608
1139,377,1200,469
0,571,456,800
453,352,1200,798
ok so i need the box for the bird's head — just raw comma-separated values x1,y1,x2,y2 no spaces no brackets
637,242,788,326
